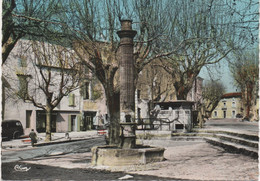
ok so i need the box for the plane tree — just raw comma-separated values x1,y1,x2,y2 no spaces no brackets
193,80,226,128
230,49,259,121
159,0,258,100
136,60,175,104
59,0,259,144
158,1,231,100
202,80,226,117
2,0,68,64
2,0,70,121
3,40,85,141
58,0,180,145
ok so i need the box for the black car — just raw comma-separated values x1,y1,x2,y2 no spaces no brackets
2,120,24,139
236,113,243,118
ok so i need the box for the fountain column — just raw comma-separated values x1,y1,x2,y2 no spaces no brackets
117,20,137,148
92,22,165,164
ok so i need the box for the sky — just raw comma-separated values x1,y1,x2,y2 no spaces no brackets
199,60,237,93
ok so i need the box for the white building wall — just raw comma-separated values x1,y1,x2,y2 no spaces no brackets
3,40,83,134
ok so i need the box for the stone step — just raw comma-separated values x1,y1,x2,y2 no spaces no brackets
172,132,211,136
192,129,259,141
214,134,258,149
171,136,204,141
171,131,259,158
205,137,258,159
171,132,212,139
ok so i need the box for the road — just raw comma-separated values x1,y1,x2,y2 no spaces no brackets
2,137,105,163
204,118,258,134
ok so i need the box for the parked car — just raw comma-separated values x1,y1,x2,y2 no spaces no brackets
236,113,243,118
2,120,24,139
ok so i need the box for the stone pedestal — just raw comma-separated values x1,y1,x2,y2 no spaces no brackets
120,122,137,149
91,145,165,166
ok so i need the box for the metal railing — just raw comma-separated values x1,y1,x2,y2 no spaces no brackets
134,118,173,131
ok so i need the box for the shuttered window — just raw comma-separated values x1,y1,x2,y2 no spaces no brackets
80,82,89,100
68,93,75,106
68,115,71,131
17,75,29,99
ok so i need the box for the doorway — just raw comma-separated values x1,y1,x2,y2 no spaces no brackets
83,111,96,130
71,115,77,131
26,110,32,128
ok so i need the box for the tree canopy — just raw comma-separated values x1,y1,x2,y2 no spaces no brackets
230,48,259,120
202,80,226,116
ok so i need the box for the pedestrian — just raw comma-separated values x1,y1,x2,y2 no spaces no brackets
93,116,98,129
29,129,37,147
94,110,101,130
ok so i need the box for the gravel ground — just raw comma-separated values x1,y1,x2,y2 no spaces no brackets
129,140,259,180
2,140,258,180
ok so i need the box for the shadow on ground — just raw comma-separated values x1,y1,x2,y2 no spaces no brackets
2,161,189,181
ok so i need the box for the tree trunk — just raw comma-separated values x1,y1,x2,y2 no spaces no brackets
198,105,206,128
2,84,5,120
245,84,253,120
175,84,191,100
45,108,52,142
2,36,21,64
198,111,203,128
105,90,120,146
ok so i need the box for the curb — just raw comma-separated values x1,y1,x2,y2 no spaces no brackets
2,136,101,149
205,137,258,159
35,136,100,147
192,129,259,141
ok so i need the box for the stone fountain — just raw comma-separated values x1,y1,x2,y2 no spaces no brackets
91,20,165,167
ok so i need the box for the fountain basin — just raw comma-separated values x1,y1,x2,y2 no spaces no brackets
91,145,165,166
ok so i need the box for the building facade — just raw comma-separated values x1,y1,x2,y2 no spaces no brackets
211,92,243,119
3,40,107,135
3,39,206,135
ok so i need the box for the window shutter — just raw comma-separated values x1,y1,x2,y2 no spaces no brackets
17,75,28,98
69,93,75,106
76,114,82,131
68,115,71,132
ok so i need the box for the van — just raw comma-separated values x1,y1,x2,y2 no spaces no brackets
2,120,24,139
